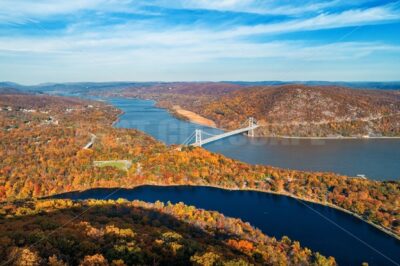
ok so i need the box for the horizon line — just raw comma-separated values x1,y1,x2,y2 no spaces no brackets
2,80,400,87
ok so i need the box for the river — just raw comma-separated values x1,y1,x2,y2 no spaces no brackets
111,98,400,181
54,186,400,266
97,97,400,265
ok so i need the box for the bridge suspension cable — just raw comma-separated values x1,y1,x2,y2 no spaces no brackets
201,131,218,137
181,129,218,146
185,117,259,147
181,131,196,146
240,117,258,128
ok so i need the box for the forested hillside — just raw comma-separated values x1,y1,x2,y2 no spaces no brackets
193,85,400,137
0,199,336,265
103,84,400,137
0,93,399,239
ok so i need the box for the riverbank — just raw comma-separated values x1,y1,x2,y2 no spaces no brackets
54,183,400,242
113,96,400,139
197,185,400,241
171,105,217,128
100,97,400,240
111,109,124,127
167,104,400,139
191,186,400,241
265,134,400,139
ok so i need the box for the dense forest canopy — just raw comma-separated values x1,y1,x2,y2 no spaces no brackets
0,199,337,265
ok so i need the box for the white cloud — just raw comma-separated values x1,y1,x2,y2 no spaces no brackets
152,0,377,15
0,1,399,83
1,24,398,65
0,0,388,24
0,2,399,64
2,33,399,84
0,0,101,19
0,0,148,24
180,0,255,10
221,4,400,38
1,1,399,64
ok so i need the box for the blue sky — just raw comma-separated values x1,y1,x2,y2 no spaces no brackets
0,0,399,84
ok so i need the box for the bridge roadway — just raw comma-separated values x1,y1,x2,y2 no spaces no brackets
191,125,259,147
83,133,97,149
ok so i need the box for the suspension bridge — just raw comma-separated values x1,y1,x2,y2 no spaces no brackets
182,117,259,147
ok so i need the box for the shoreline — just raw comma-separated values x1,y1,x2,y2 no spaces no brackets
170,105,217,128
163,103,400,139
108,96,400,139
97,97,400,241
54,183,400,242
264,134,400,139
168,106,400,139
111,110,124,127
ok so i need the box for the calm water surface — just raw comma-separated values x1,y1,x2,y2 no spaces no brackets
102,98,400,265
54,186,400,266
111,98,400,181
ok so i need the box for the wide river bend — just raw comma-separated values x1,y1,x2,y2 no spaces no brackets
59,97,400,265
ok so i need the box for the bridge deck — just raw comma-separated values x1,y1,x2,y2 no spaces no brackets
83,134,97,149
191,125,259,146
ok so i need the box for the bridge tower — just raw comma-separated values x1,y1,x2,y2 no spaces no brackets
248,117,256,137
195,129,202,146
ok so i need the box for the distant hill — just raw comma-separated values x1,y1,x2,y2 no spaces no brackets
109,83,400,137
0,87,26,95
2,81,400,137
0,81,157,95
180,85,400,137
0,82,23,87
1,81,399,95
225,81,400,90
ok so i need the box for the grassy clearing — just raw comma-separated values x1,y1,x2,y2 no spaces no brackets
93,160,132,171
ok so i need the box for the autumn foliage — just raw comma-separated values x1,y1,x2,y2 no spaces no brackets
0,199,336,265
0,93,399,239
105,84,400,137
